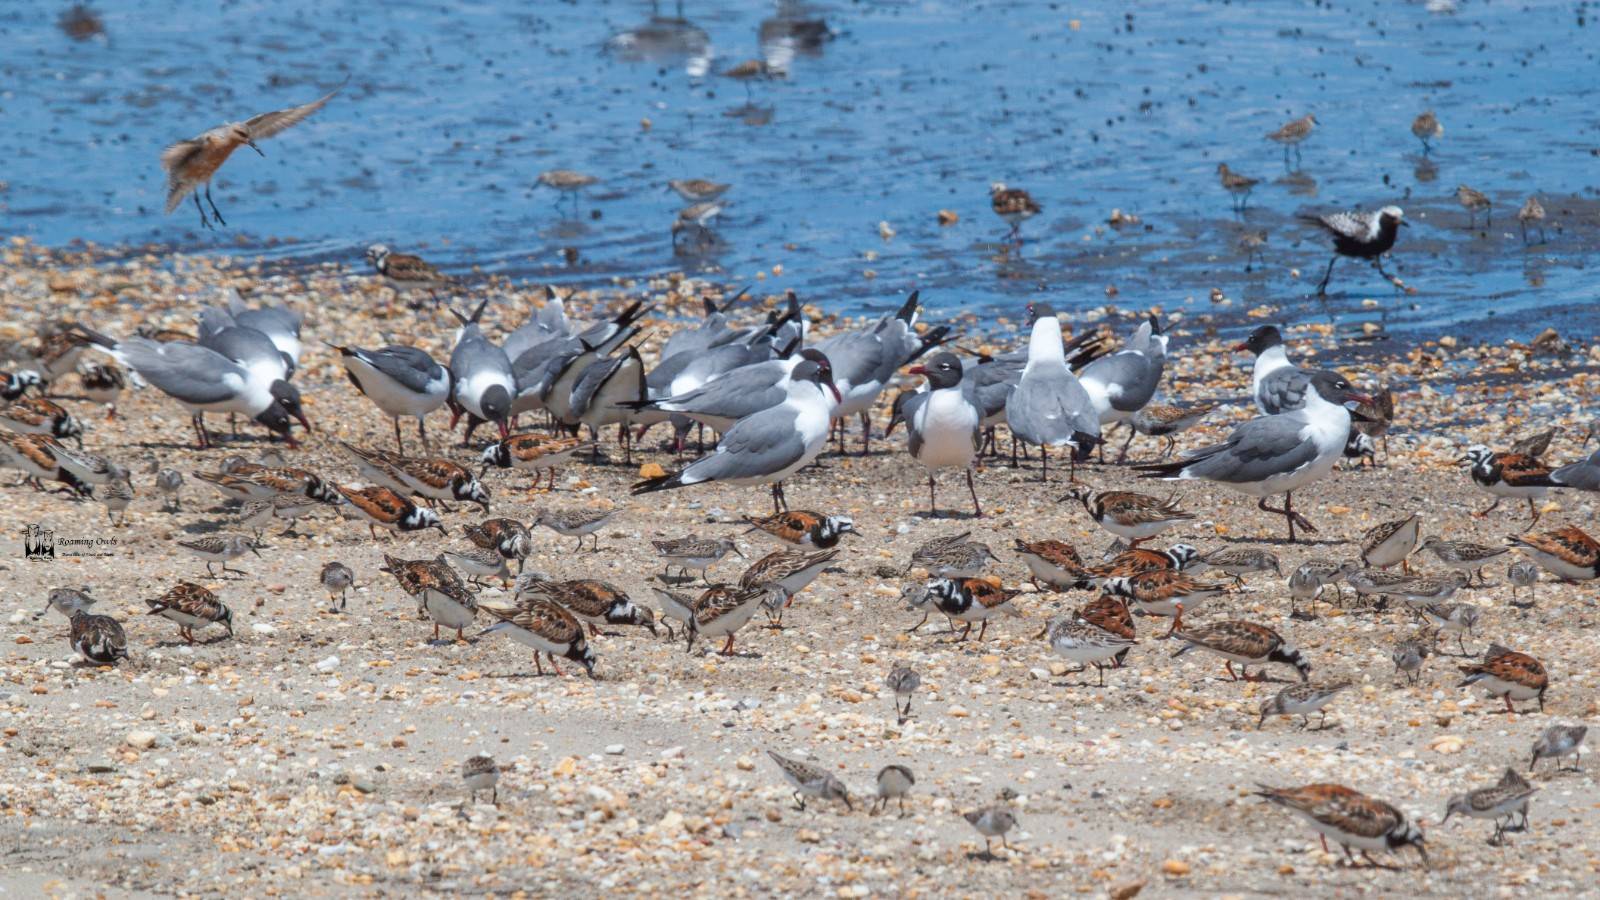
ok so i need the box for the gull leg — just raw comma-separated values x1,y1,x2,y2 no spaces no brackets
927,473,938,518
393,417,405,454
966,468,982,518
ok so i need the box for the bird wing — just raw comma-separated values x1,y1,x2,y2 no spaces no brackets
683,406,809,484
1181,414,1320,485
1257,366,1315,414
1309,211,1371,240
241,84,343,141
352,345,444,395
1007,369,1098,446
118,338,248,406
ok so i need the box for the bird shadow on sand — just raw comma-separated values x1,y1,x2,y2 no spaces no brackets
912,510,983,522
150,636,230,650
179,519,229,535
1209,534,1346,548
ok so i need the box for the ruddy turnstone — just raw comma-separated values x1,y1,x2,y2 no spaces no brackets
1124,403,1214,461
1457,644,1548,713
1359,514,1421,572
904,533,999,578
1040,615,1137,687
1258,680,1351,729
1301,206,1406,296
1191,546,1281,585
1391,636,1430,685
69,610,128,666
742,510,856,548
144,581,233,644
1216,163,1259,212
1013,539,1095,591
1103,569,1228,635
1530,724,1586,772
462,754,500,805
1059,486,1194,547
872,765,915,817
517,578,657,636
464,517,533,573
1411,110,1442,153
1265,113,1317,166
0,432,92,496
380,554,479,641
320,561,354,611
651,535,742,582
478,433,594,491
364,245,453,306
177,534,260,578
1416,536,1508,585
1137,371,1370,541
531,507,617,552
0,396,85,447
1076,594,1137,662
767,750,852,812
1517,196,1547,244
1507,560,1539,607
1093,543,1201,579
1170,619,1310,682
439,547,510,588
161,82,342,228
335,484,446,540
1462,445,1555,522
884,664,920,723
1507,525,1600,581
1456,184,1492,229
1345,431,1375,467
903,578,1021,642
667,178,731,203
1252,783,1426,868
78,362,126,418
341,443,491,512
964,801,1019,858
0,369,42,401
27,328,94,389
989,182,1041,241
686,584,783,655
478,595,596,677
1442,768,1538,846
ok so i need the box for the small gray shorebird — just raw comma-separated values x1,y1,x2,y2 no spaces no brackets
161,81,345,229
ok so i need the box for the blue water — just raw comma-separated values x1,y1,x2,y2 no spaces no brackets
3,0,1594,336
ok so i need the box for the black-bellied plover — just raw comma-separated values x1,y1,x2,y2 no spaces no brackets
1302,206,1406,295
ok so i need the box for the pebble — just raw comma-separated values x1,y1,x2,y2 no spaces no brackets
604,744,626,755
125,730,158,750
314,655,340,672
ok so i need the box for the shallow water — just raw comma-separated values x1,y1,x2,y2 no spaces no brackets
3,0,1594,337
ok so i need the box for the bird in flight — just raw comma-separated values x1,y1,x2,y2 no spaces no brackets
161,80,346,229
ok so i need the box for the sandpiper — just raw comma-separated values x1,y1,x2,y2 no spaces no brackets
872,765,915,817
381,554,479,643
1359,514,1421,572
536,169,598,206
1041,614,1137,687
1253,783,1427,869
177,534,260,578
1416,536,1507,585
1238,229,1269,272
440,547,511,588
884,665,920,723
1124,403,1214,461
1518,196,1547,244
1411,110,1442,153
904,533,998,578
162,82,343,229
1392,636,1430,685
1442,768,1538,846
1216,163,1259,212
320,561,354,611
767,750,852,812
154,465,184,511
1190,546,1281,585
650,535,740,582
667,179,730,203
100,473,133,525
963,801,1019,858
989,182,1041,241
1456,184,1492,229
1507,560,1539,606
1265,113,1317,166
145,581,233,644
1530,724,1586,772
532,507,617,552
1258,680,1352,729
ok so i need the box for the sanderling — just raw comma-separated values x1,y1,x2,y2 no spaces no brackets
963,801,1019,858
144,581,233,644
320,561,354,611
767,750,852,812
1041,615,1137,687
1258,680,1351,730
161,82,343,229
1253,783,1426,868
884,664,920,723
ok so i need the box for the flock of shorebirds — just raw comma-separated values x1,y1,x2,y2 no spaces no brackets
0,55,1582,871
8,272,1598,866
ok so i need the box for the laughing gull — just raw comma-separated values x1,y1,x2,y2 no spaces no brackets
1303,206,1407,295
632,355,841,512
570,345,646,462
1234,325,1324,415
634,310,794,449
1552,449,1600,492
814,291,951,454
197,315,299,430
625,348,831,435
898,352,983,517
215,291,304,368
96,336,303,449
1006,302,1100,481
1078,316,1168,460
1135,370,1371,541
331,343,451,452
447,299,514,444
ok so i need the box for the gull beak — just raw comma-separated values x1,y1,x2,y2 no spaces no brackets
826,383,842,404
247,139,265,157
295,411,314,433
1230,342,1248,352
1348,392,1375,406
907,366,928,376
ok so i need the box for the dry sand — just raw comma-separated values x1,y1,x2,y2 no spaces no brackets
2,239,1599,897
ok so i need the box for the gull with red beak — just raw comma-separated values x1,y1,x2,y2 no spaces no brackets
633,355,841,513
895,352,983,517
1136,371,1371,541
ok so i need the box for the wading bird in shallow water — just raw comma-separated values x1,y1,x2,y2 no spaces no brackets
161,81,345,229
1302,206,1406,296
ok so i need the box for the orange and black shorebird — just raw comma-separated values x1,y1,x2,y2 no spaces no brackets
161,80,345,229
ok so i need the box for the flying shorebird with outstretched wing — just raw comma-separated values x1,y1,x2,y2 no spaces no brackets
161,80,346,229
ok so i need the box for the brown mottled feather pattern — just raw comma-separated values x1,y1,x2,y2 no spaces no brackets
1255,783,1404,840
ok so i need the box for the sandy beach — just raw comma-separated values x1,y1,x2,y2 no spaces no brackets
3,240,1598,897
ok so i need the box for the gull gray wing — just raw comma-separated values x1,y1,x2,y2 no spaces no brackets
358,346,444,394
1180,415,1318,484
1008,369,1098,446
681,405,807,484
1552,450,1600,491
118,338,247,406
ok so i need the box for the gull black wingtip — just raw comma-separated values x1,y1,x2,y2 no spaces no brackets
631,472,686,496
895,290,921,323
1132,459,1187,479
